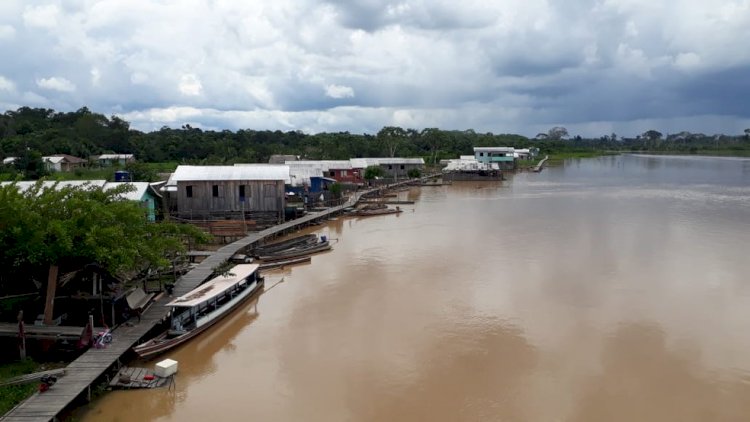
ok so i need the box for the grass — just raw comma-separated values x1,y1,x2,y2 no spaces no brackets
0,359,45,415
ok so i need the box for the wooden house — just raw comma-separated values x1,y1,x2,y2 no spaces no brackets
42,154,87,172
169,165,290,221
350,158,425,179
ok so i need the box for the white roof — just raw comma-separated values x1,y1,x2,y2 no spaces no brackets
459,155,475,160
474,147,515,153
349,157,424,168
1,180,108,192
171,165,291,183
349,158,382,168
443,158,495,172
166,264,260,307
43,156,65,164
104,182,153,201
98,154,134,160
286,160,352,170
2,157,17,164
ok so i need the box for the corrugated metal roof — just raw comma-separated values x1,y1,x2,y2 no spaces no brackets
98,154,134,160
3,157,18,164
473,147,515,153
286,160,352,170
350,158,425,167
104,182,151,201
349,158,382,168
0,180,108,193
174,165,291,183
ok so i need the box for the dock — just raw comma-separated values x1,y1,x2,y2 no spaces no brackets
533,155,549,172
1,175,437,422
0,324,103,340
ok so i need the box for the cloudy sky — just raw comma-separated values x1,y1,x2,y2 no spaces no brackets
1,0,749,137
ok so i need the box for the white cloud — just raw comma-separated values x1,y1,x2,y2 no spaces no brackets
91,68,101,86
0,76,15,91
179,74,203,96
0,0,748,137
36,77,76,92
22,4,59,29
325,84,355,99
0,25,16,40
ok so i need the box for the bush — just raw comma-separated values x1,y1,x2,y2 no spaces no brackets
407,168,421,178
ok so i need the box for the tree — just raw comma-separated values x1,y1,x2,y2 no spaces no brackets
744,128,750,140
0,182,209,324
642,130,663,141
377,126,407,157
420,128,446,165
547,127,569,141
364,165,385,180
14,150,48,180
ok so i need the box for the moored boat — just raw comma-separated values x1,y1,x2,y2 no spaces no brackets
133,264,264,359
351,206,403,217
257,239,331,262
252,234,317,257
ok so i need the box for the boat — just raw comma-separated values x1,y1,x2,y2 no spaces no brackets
257,239,331,262
252,234,317,256
133,264,264,359
351,206,403,217
258,256,312,270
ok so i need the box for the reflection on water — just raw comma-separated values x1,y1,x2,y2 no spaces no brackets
82,155,750,421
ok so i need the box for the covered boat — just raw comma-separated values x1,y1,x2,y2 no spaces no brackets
133,264,264,359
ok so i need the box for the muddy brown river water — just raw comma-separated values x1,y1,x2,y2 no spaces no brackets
81,154,750,421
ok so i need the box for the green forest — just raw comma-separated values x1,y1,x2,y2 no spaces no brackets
1,107,750,180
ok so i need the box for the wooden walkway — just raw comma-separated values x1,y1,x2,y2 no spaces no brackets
1,176,435,422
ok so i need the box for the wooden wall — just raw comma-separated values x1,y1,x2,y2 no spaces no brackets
176,180,285,218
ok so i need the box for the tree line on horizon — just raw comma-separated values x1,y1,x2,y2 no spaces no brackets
1,107,748,178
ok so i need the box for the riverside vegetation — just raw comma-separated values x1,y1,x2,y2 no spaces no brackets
1,107,749,181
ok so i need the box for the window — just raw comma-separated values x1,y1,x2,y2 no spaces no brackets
212,185,219,197
400,165,405,170
480,152,484,156
239,185,246,199
342,170,348,176
388,165,393,170
329,171,335,177
186,185,193,198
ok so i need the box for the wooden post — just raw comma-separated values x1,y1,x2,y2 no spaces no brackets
18,311,26,360
43,264,59,325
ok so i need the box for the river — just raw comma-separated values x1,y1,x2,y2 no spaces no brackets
81,154,750,421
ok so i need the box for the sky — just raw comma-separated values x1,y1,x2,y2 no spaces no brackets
0,0,749,137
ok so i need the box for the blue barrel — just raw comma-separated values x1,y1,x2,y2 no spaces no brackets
114,171,131,182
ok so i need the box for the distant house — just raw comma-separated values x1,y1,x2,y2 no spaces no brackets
96,154,135,166
105,182,162,222
350,157,425,179
167,165,290,221
2,157,17,166
474,147,516,170
284,160,360,185
42,154,87,172
0,179,160,221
